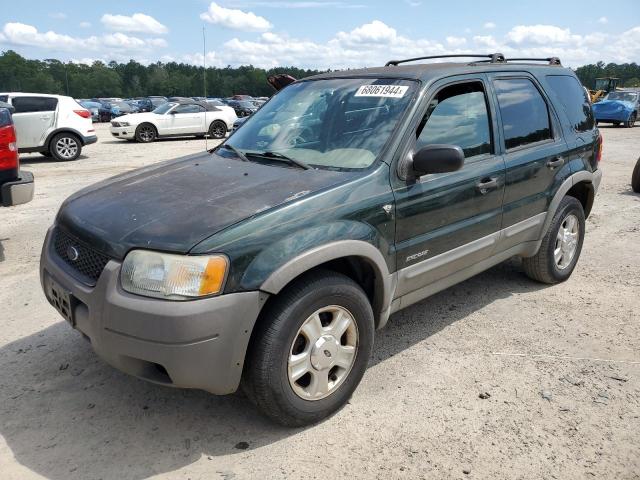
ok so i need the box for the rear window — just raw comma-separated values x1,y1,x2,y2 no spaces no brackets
494,78,552,150
13,96,58,113
546,75,594,132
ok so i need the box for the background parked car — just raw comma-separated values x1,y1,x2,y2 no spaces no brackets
79,101,101,122
632,156,640,193
225,99,258,117
592,90,639,127
0,93,96,161
110,99,237,143
110,100,136,118
0,102,34,206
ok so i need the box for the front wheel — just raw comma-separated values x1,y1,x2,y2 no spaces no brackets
135,123,157,143
50,133,81,161
243,271,374,426
522,196,585,284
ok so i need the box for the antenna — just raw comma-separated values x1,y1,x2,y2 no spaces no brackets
203,26,208,151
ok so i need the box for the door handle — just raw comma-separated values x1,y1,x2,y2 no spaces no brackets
547,157,564,169
476,177,499,194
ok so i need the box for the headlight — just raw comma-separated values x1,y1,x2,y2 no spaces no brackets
121,250,228,300
119,121,130,127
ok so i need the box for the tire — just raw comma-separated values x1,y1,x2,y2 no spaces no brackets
208,120,227,139
243,270,375,426
50,133,81,161
135,123,157,143
632,157,640,193
626,112,637,128
522,196,585,284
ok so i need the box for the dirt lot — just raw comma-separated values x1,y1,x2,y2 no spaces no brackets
0,123,638,480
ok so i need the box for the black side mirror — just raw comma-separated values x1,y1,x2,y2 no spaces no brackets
412,144,465,177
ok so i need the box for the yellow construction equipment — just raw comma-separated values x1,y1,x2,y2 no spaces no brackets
588,77,620,103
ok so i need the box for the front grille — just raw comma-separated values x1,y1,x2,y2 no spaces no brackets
53,229,110,285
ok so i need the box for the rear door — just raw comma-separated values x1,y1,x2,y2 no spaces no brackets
11,96,58,149
487,74,570,249
393,76,506,298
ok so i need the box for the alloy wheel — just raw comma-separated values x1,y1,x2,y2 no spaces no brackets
288,305,358,401
554,213,579,269
55,137,78,160
139,125,155,142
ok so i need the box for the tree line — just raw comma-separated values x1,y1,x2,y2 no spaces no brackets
1,50,639,99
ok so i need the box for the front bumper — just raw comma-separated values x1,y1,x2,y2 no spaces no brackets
1,170,34,206
110,126,135,139
40,227,267,394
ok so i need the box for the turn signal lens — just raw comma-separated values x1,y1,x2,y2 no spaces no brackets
121,250,228,300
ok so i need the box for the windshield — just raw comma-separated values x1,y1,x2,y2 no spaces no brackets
225,78,417,170
153,102,176,114
605,91,638,102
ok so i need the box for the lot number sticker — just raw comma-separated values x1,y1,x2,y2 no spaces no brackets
355,85,408,98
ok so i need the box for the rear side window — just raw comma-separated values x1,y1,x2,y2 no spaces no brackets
494,79,552,150
416,81,492,158
0,95,8,102
13,96,58,113
546,75,594,132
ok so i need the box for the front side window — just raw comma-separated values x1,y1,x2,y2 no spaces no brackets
174,104,204,114
546,75,594,132
12,96,58,114
153,102,176,114
416,82,492,158
494,78,552,150
226,78,417,170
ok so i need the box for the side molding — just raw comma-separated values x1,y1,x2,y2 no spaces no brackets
260,240,394,327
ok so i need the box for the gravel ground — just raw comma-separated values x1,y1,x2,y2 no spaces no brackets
0,123,638,480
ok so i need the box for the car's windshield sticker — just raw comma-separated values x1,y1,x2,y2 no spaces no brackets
355,85,408,98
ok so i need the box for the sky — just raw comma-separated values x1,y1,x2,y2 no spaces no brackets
0,0,639,69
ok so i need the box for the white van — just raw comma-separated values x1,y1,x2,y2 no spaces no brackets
0,93,97,161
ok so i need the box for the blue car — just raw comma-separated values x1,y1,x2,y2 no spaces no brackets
592,90,638,128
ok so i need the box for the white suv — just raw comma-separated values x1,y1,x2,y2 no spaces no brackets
0,93,97,161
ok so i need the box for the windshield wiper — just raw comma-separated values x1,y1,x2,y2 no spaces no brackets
246,151,310,170
212,143,249,162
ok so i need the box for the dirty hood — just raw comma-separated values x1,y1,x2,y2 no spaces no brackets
56,151,351,259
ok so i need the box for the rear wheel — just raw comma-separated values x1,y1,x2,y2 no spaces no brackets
626,112,637,128
522,196,585,284
208,120,227,139
632,157,640,193
50,133,81,161
243,271,374,426
135,123,157,143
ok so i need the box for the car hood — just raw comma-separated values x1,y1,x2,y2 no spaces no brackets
113,112,159,124
56,151,353,260
592,99,635,111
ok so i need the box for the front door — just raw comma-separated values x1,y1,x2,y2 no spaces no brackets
393,76,505,298
11,96,57,149
167,104,205,135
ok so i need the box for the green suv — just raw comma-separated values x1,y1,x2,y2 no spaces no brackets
40,54,602,426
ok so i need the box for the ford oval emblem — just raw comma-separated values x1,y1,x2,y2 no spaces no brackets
67,245,79,261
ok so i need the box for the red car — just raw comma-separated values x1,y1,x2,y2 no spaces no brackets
0,103,33,206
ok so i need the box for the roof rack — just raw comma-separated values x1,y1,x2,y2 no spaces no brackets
385,53,505,67
505,57,562,65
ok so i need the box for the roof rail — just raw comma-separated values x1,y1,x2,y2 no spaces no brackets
385,53,505,67
505,57,562,65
